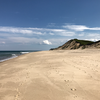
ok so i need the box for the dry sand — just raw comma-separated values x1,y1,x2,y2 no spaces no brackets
0,49,100,100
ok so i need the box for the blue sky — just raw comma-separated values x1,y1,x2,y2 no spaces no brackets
0,0,100,50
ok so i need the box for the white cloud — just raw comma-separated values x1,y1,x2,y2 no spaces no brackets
49,32,54,35
88,33,100,37
8,37,43,44
78,33,84,36
2,42,5,44
59,31,75,36
0,26,75,36
89,27,100,30
85,39,99,42
49,38,70,45
0,27,43,35
86,33,100,41
51,29,65,32
51,29,75,36
63,25,88,31
43,40,52,45
63,24,100,31
0,25,100,47
0,41,5,44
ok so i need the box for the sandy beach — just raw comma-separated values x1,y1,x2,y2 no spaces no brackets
0,49,100,100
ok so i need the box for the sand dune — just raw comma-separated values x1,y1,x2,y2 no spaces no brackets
0,49,100,100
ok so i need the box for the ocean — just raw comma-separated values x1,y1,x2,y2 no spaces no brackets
0,50,40,62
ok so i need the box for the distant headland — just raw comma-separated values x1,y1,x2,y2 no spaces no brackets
50,39,100,50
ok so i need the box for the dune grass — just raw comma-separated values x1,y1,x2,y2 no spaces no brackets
74,39,94,45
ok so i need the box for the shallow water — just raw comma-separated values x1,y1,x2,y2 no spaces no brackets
0,50,40,62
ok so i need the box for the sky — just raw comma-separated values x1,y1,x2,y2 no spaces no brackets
0,0,100,50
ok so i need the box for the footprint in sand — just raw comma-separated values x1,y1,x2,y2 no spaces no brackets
56,70,59,73
64,80,66,82
64,80,70,86
78,68,80,70
90,75,92,78
73,95,77,98
19,82,23,86
64,80,69,82
84,71,86,73
14,88,21,100
96,70,98,72
71,88,76,91
14,94,19,100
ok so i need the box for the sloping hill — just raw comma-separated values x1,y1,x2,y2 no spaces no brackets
50,39,100,50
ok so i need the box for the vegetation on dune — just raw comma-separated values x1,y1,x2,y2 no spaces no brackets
74,39,94,45
50,38,99,50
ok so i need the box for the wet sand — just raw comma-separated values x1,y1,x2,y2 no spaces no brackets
0,49,100,100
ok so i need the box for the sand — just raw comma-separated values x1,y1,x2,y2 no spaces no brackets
0,49,100,100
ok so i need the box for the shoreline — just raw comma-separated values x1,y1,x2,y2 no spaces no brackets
0,55,18,63
0,50,41,63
